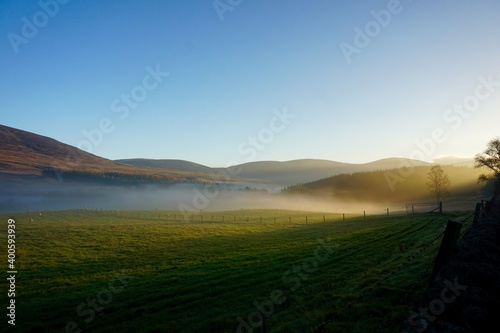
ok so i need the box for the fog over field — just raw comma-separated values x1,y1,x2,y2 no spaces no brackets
0,181,390,214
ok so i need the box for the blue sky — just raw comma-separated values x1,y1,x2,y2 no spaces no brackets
1,0,499,167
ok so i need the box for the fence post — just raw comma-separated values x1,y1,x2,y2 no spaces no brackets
439,201,443,214
343,213,345,221
473,202,482,224
364,211,366,220
430,220,462,282
386,208,389,217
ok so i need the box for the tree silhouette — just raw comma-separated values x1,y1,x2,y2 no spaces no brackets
426,165,450,203
475,137,500,192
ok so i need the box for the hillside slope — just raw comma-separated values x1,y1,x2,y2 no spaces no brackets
0,124,213,183
284,165,491,204
117,157,432,186
115,158,213,174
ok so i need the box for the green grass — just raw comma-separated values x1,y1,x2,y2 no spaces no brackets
0,209,473,333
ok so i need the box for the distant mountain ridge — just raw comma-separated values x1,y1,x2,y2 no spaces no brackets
0,124,464,188
116,159,213,174
116,157,433,186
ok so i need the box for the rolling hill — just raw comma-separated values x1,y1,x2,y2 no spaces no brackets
0,124,217,184
0,124,443,187
116,158,213,174
117,157,433,186
284,165,492,206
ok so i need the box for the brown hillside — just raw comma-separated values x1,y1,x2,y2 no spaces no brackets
0,124,211,182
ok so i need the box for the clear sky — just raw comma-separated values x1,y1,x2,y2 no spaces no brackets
1,0,499,167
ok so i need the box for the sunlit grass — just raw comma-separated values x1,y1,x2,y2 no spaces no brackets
1,209,473,332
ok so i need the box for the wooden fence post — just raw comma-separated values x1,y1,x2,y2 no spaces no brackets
364,211,366,220
430,220,462,282
343,213,345,221
473,202,482,224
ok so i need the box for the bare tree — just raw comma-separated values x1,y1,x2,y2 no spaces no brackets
426,165,450,203
475,137,500,190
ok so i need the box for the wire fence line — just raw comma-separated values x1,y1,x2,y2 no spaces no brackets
57,204,439,224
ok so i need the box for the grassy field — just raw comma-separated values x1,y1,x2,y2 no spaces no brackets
0,209,473,333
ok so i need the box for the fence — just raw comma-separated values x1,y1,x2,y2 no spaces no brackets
70,206,420,224
405,201,442,214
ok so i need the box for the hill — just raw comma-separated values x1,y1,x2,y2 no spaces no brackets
284,165,491,205
0,124,441,187
117,157,432,186
0,124,216,184
115,158,213,174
